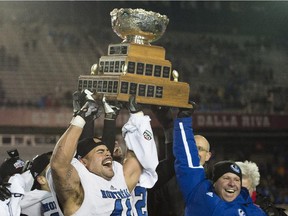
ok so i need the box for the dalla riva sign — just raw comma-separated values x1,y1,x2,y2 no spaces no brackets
193,113,288,130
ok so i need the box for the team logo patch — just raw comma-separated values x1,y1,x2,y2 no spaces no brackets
206,192,213,197
110,185,116,190
230,164,241,174
143,130,152,140
14,159,25,169
238,208,246,216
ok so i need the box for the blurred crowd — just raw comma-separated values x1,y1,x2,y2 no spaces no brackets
0,29,288,114
0,2,287,114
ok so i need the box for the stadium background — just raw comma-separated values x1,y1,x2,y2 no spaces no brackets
0,1,287,209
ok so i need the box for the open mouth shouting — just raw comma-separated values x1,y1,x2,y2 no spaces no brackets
102,157,113,168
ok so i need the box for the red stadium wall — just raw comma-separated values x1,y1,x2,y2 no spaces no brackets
1,108,288,131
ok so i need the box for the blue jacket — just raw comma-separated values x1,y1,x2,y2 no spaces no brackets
173,117,266,216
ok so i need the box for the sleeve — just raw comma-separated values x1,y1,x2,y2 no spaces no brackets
173,117,205,202
21,170,34,192
8,174,26,216
152,112,175,189
0,201,9,216
122,113,159,188
79,119,94,140
102,118,117,155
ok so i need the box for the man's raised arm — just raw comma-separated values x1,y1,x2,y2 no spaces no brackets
122,96,159,192
50,89,99,214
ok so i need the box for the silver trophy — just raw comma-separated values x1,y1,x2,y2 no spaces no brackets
77,8,192,108
110,8,169,45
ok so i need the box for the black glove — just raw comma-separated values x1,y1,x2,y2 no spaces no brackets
177,101,197,118
102,95,121,120
72,91,83,114
73,89,100,122
126,95,142,113
0,182,11,201
73,90,93,115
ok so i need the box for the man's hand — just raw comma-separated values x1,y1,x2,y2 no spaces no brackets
73,89,94,114
0,182,11,201
102,95,121,120
127,95,142,114
73,89,100,122
177,101,197,118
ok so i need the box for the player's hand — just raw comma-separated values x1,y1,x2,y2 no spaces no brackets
73,90,93,114
72,90,83,115
177,101,197,118
127,95,142,114
73,89,100,122
0,182,11,201
102,95,121,120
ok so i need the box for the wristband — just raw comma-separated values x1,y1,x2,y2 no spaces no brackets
70,115,86,128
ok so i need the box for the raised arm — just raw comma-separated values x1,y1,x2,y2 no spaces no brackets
50,90,99,215
173,107,205,203
123,149,143,192
151,106,175,188
122,96,159,192
101,96,121,155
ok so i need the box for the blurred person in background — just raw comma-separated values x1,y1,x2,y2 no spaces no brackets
236,160,287,216
0,149,60,216
0,149,31,216
20,151,60,216
0,176,12,216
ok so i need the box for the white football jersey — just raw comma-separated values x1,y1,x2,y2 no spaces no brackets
20,189,59,216
131,184,148,216
47,158,132,216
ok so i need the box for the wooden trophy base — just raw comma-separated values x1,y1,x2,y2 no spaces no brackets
78,43,192,108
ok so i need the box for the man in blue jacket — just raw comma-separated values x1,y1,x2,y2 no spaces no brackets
173,107,266,216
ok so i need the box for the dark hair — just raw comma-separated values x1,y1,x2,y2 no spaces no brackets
30,152,52,190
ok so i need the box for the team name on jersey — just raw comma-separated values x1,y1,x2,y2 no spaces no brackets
42,201,57,212
101,189,131,199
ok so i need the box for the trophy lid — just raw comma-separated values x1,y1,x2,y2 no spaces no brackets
111,8,169,45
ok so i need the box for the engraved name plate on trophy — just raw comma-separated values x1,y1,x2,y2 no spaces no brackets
77,8,192,108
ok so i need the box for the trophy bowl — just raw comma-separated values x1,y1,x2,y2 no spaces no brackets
111,8,169,45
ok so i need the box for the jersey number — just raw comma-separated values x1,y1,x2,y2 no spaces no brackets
134,186,147,216
111,198,132,216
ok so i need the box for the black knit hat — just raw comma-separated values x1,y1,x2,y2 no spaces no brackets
75,137,104,160
0,149,25,181
212,160,242,183
30,152,52,190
